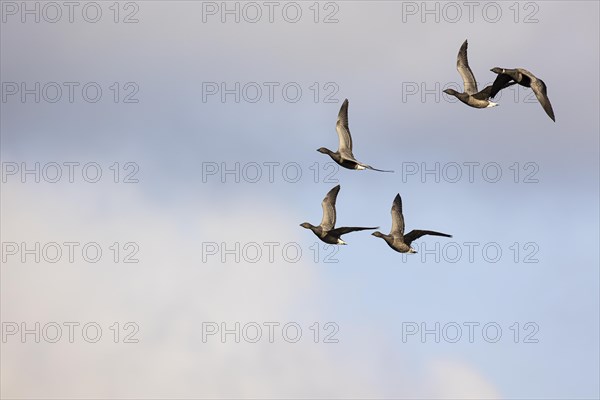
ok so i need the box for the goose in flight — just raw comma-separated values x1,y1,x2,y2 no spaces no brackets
300,185,377,245
490,67,555,121
372,194,452,253
443,40,515,108
317,99,393,172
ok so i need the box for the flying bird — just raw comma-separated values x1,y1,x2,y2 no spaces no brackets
372,194,452,253
317,99,393,172
443,40,515,108
300,185,377,245
490,67,555,121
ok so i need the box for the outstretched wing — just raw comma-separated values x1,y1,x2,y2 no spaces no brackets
457,40,478,94
403,230,452,246
390,194,405,237
356,162,394,173
330,226,378,236
335,99,353,152
530,78,556,121
320,185,340,231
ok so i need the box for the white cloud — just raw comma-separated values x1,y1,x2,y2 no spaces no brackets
427,358,501,399
1,184,503,398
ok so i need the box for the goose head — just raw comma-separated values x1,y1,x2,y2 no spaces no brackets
443,88,459,97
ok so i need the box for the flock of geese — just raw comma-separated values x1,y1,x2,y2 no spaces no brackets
300,39,555,254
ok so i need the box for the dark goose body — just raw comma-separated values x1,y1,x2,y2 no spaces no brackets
317,99,393,173
372,194,452,254
490,67,555,121
300,185,377,245
444,40,515,109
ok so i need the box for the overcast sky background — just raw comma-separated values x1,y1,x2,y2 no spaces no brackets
1,1,599,398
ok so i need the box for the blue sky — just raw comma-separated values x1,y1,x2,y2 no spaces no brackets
1,1,599,398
